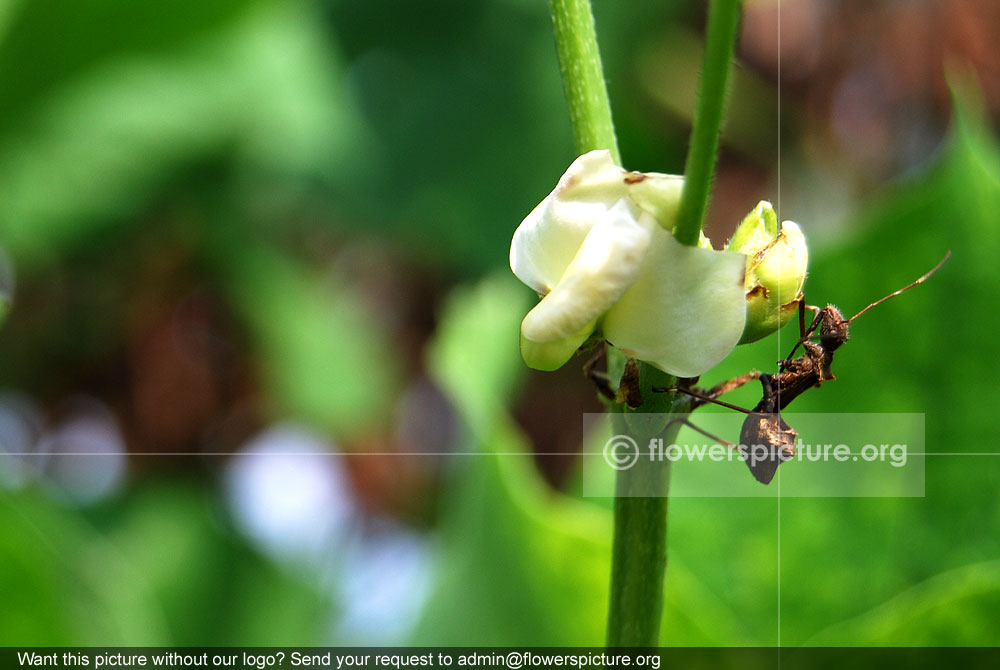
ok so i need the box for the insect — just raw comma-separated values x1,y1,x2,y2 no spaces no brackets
654,252,951,484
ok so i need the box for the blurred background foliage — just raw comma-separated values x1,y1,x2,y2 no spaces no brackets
1,0,998,646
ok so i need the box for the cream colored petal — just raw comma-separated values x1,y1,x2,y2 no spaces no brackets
519,319,597,371
625,172,684,229
603,230,747,378
510,150,627,294
521,199,652,343
551,149,630,203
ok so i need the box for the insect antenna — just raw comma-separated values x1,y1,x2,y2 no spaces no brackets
847,251,951,324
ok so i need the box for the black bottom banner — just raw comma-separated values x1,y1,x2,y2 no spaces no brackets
5,647,1000,670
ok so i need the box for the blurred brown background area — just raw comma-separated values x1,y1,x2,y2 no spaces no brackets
742,0,999,175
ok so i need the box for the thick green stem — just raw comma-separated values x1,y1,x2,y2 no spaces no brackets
606,442,671,645
548,0,620,163
605,363,683,647
673,0,742,247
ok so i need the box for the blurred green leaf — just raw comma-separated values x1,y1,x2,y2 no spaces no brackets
0,488,168,645
220,243,398,440
0,480,330,646
417,276,612,644
325,0,578,275
106,480,330,645
427,275,528,433
0,0,367,267
807,560,1000,645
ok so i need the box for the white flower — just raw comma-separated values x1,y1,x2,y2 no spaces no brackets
510,150,747,377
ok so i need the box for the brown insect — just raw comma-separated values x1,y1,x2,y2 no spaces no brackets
654,252,951,484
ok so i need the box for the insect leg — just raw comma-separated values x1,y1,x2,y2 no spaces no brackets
583,344,616,402
783,302,823,365
652,385,753,414
703,370,761,400
665,417,738,450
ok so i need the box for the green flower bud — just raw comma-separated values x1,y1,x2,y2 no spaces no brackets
728,201,809,344
728,200,778,254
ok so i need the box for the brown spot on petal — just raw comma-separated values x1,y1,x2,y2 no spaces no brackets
623,172,647,185
748,285,769,299
779,297,802,309
754,239,779,264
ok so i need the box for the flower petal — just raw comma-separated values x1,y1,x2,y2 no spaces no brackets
519,319,597,371
521,199,653,343
739,220,809,344
602,230,747,378
753,220,808,300
510,150,626,294
625,172,684,229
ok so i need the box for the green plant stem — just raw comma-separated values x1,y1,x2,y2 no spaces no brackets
606,435,671,646
605,363,682,647
548,0,741,648
673,0,742,247
548,0,620,163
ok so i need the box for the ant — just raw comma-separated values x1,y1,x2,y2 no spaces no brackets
652,252,951,484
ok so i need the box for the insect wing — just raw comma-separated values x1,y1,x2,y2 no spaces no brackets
740,413,797,485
